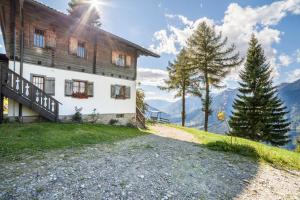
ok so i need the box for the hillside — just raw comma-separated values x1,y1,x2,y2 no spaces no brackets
146,79,300,149
147,79,300,129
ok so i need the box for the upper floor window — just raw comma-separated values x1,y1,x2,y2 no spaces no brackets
34,29,45,48
77,42,86,58
112,51,132,67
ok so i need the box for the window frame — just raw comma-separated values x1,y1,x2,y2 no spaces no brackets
112,51,132,67
111,85,131,100
77,41,86,59
32,75,45,91
34,28,45,48
72,80,87,94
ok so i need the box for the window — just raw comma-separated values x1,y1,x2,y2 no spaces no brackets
112,51,132,67
77,42,86,58
65,80,93,98
34,29,45,48
32,75,45,90
31,74,55,95
111,85,130,99
116,114,124,118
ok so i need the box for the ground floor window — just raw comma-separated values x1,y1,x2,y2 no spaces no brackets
31,74,55,95
65,80,94,98
111,85,130,99
32,75,45,90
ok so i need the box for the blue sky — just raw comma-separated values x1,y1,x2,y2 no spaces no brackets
0,0,300,101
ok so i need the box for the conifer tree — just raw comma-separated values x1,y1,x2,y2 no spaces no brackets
160,48,195,127
187,22,242,131
229,35,290,146
68,0,101,27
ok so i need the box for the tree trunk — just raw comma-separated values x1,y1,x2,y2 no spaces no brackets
204,72,209,132
182,85,186,127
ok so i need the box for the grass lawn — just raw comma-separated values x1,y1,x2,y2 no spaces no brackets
169,124,300,171
0,123,149,161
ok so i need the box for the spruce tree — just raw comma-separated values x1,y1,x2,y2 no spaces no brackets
68,0,101,27
160,48,195,126
187,22,242,131
229,35,290,146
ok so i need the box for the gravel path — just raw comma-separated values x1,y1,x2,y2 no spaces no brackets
0,124,299,200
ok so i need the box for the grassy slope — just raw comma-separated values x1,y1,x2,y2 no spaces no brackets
0,123,149,160
169,124,300,171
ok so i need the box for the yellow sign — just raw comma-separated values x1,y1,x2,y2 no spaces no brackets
4,98,8,114
217,111,225,121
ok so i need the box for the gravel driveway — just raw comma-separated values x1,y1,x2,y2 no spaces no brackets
0,124,299,200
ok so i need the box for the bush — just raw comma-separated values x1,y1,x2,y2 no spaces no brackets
72,107,83,123
109,119,118,125
126,122,136,128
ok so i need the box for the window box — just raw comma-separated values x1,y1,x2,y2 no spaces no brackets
72,92,89,99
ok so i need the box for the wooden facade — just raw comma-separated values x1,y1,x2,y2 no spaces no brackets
0,0,159,81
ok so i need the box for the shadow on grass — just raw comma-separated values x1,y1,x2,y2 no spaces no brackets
205,140,260,160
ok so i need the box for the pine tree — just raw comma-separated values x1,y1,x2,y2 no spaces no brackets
187,22,242,131
160,48,195,127
229,35,290,146
68,0,101,27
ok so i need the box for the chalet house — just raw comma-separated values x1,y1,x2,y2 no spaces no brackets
0,0,158,125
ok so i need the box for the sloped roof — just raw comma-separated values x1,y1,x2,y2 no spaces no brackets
26,0,160,58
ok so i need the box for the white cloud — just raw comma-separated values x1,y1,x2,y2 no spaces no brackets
288,69,300,83
137,68,168,87
150,0,300,83
296,49,300,63
279,53,292,66
150,16,214,54
149,30,178,55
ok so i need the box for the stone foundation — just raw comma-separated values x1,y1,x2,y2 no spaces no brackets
5,113,137,126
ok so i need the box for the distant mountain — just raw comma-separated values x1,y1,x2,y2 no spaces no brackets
146,78,300,133
145,99,172,113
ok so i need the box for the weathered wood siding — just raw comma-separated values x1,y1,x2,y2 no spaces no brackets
0,0,137,80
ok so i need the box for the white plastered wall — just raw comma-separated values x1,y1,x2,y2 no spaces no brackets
8,61,136,117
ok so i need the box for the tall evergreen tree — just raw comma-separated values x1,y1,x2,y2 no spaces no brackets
187,22,242,131
68,0,101,27
160,48,195,126
229,35,290,146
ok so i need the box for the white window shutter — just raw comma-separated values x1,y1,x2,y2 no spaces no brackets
111,85,116,98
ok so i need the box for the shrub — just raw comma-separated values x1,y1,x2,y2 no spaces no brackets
109,119,118,125
126,122,136,128
72,107,82,123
